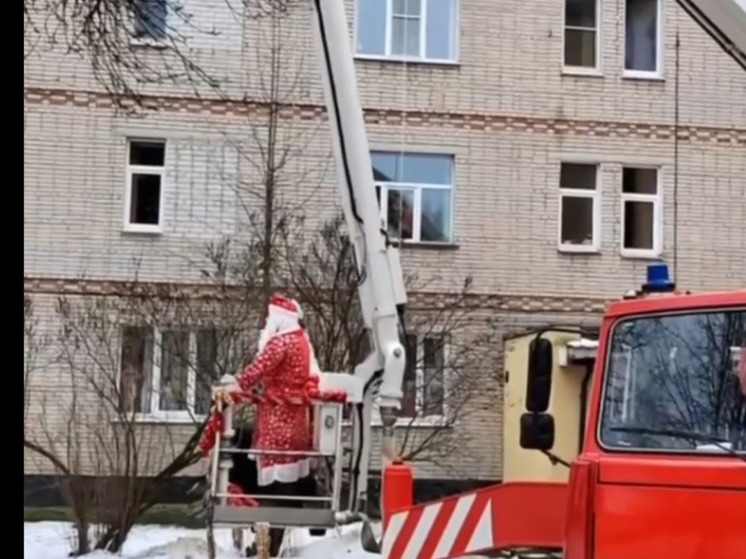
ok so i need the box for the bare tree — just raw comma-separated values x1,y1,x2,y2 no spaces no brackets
197,0,328,310
184,0,497,465
274,216,499,471
25,0,215,102
24,0,309,108
23,281,262,554
24,296,55,427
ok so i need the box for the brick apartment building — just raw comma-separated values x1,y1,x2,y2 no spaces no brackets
23,0,746,494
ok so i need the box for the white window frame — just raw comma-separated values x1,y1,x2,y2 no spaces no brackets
354,0,460,64
123,138,166,234
374,152,455,244
562,0,602,75
557,162,601,253
622,0,664,79
118,326,233,423
346,335,450,428
377,181,454,244
376,334,451,426
620,165,663,259
412,334,450,421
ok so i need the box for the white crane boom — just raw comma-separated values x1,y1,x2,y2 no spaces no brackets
679,0,746,70
309,0,408,514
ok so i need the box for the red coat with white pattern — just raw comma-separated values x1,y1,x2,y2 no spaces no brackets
236,329,313,485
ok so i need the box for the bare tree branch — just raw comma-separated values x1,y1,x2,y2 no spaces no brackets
23,279,254,554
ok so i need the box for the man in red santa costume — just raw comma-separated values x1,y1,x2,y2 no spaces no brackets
215,294,317,487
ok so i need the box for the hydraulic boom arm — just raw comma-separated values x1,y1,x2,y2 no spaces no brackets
309,0,409,514
678,0,746,71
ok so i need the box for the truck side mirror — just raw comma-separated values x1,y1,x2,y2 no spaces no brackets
519,412,555,451
526,337,553,412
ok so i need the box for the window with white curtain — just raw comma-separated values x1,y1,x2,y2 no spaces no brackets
625,0,662,75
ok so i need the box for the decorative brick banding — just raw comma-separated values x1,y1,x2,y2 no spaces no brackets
23,276,609,314
23,87,746,146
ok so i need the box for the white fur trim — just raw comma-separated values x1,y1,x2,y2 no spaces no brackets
309,346,322,377
274,324,302,337
293,299,304,320
256,458,311,486
269,303,298,319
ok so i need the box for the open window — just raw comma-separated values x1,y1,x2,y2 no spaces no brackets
621,166,661,257
558,162,600,252
124,139,166,233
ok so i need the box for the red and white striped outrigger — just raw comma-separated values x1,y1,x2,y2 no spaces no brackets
382,489,495,559
380,477,568,559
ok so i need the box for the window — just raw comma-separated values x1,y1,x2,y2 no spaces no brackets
372,151,454,243
600,310,746,452
558,162,600,252
564,0,599,70
400,334,447,418
119,326,234,420
621,167,661,256
132,0,168,42
355,0,458,62
124,139,166,233
624,0,661,76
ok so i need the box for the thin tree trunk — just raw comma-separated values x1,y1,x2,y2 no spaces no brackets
260,2,284,310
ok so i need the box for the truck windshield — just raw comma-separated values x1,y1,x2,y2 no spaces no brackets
599,308,746,453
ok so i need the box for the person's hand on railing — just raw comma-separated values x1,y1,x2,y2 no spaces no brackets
212,386,236,407
212,374,241,407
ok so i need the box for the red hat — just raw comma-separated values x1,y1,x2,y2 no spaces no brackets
268,293,300,318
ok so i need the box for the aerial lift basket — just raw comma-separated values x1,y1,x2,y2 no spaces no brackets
205,374,368,530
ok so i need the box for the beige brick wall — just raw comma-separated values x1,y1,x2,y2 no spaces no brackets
25,1,746,124
24,292,217,477
24,0,746,480
23,100,746,296
24,286,599,481
354,1,746,125
24,0,746,294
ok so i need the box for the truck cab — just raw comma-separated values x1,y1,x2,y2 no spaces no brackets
520,264,746,559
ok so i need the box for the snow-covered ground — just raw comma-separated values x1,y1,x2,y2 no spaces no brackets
24,521,380,559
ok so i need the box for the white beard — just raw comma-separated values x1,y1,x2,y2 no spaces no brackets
257,326,273,354
256,311,301,354
307,335,322,377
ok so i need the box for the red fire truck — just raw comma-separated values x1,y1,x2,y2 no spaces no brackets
380,264,746,559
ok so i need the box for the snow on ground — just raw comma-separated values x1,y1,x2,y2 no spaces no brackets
25,521,381,559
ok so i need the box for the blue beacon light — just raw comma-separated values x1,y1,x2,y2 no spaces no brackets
642,263,676,293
